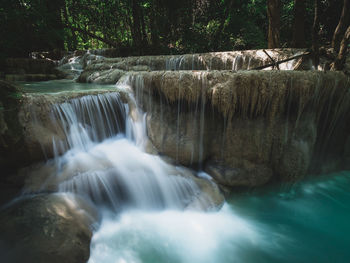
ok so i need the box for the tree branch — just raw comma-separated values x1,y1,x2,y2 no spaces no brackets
249,52,311,70
65,24,118,48
263,49,280,70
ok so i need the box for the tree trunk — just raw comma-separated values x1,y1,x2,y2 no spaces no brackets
149,1,160,51
140,7,148,48
332,25,350,70
292,0,306,48
45,0,65,50
332,0,350,52
312,0,320,69
131,0,143,54
267,0,281,48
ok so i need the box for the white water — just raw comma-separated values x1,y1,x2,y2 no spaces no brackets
89,205,261,263
24,78,219,213
36,78,258,263
51,92,125,152
87,170,350,263
22,79,350,263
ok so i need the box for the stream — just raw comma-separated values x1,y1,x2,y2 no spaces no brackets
20,80,350,263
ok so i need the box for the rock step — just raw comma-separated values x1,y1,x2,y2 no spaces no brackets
122,70,350,185
75,49,314,84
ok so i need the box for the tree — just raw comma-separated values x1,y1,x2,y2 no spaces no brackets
332,25,350,70
292,0,306,48
312,0,320,69
267,0,281,48
332,0,350,52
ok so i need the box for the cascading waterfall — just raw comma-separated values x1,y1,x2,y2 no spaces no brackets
24,80,217,213
15,74,350,263
50,92,125,153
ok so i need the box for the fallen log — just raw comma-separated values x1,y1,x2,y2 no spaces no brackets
263,49,280,70
250,51,311,70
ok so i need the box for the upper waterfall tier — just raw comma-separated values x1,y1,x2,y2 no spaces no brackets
76,49,314,84
16,89,128,163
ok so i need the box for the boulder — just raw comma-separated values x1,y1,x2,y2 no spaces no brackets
205,161,273,187
0,193,98,263
78,68,125,84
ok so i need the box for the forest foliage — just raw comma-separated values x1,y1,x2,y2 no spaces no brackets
0,0,346,58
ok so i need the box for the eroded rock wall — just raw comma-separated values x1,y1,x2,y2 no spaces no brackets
122,70,350,187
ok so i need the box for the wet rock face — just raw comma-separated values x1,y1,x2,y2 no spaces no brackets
147,103,316,186
127,70,350,187
0,193,97,263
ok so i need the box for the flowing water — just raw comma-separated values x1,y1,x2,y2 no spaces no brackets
21,80,350,263
88,170,350,263
21,79,116,94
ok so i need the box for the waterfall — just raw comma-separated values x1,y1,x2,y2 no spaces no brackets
24,81,218,213
50,92,126,152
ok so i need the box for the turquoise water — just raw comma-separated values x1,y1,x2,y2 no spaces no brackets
18,80,350,262
89,171,350,263
19,79,117,94
227,171,350,262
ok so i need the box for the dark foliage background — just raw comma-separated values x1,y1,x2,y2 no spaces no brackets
0,0,344,58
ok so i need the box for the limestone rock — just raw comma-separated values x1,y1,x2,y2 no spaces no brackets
78,68,125,84
125,70,350,187
188,175,225,211
160,166,225,211
205,161,273,187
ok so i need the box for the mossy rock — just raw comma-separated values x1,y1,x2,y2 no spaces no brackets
0,80,27,174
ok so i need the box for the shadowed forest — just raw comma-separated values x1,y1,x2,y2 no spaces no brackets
1,0,349,62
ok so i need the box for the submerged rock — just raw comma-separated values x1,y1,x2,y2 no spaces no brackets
0,193,97,263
